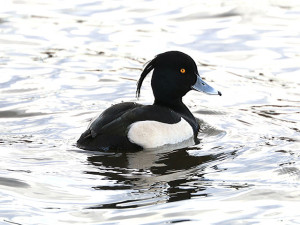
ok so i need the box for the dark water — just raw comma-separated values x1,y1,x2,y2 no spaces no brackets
1,0,300,224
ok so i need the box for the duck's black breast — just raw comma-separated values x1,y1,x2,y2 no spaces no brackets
77,102,193,151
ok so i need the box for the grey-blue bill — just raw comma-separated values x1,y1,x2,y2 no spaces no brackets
192,75,222,96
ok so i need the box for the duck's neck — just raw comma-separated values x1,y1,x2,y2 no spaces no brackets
154,98,196,122
154,98,199,134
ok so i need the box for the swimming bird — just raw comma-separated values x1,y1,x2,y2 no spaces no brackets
77,51,221,151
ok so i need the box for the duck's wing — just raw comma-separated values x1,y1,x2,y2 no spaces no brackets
90,102,143,136
80,102,142,140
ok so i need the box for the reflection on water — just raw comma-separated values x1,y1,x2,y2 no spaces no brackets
82,119,228,208
1,0,300,224
86,147,235,208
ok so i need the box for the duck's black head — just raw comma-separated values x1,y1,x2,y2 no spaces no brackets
137,51,221,104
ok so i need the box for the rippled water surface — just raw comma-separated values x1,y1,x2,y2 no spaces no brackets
1,0,300,224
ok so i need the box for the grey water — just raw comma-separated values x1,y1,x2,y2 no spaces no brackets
1,0,300,224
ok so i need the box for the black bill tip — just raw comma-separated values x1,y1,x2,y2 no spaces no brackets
218,91,222,96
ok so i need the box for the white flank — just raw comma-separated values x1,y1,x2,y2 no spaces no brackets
127,118,194,149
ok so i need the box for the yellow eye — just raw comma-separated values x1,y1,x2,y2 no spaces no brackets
180,68,186,74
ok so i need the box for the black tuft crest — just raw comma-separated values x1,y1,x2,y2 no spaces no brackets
136,57,157,98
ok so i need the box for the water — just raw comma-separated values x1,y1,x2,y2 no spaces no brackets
1,0,300,224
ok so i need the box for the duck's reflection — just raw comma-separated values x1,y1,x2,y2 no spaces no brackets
86,147,230,208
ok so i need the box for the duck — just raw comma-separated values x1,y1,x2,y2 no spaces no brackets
77,51,221,151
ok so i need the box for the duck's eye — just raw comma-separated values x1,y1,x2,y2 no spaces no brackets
180,68,186,74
